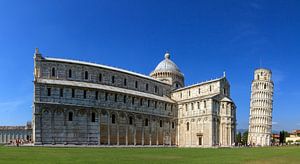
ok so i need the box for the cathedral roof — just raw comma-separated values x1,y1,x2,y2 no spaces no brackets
152,52,182,75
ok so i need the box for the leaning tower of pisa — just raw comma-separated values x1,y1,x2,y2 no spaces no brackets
248,68,274,146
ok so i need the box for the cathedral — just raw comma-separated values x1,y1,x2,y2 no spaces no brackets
32,49,236,147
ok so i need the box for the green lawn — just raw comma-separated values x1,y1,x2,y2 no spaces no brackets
0,145,299,164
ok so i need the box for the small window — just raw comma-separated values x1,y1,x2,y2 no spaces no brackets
210,85,212,92
72,89,75,98
105,93,108,101
132,97,135,105
264,84,267,89
180,93,182,98
99,73,102,82
185,104,188,111
129,117,133,125
60,88,63,97
187,122,189,131
140,98,143,106
84,71,89,80
124,78,127,86
146,84,149,91
145,118,148,126
51,68,55,77
95,91,99,100
47,88,51,96
204,100,207,108
223,88,226,95
222,104,224,108
198,88,201,94
155,101,157,109
68,69,72,78
165,103,167,111
191,103,194,110
68,112,73,121
83,90,87,99
135,81,138,88
123,95,126,103
112,114,116,124
148,100,150,107
112,76,115,83
197,102,200,109
171,105,173,112
155,86,158,93
172,122,175,129
176,83,179,88
114,94,117,102
188,90,191,96
91,112,96,122
160,120,163,127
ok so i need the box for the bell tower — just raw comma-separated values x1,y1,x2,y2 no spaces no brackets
248,68,274,146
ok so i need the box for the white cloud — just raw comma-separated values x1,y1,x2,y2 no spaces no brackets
272,122,278,125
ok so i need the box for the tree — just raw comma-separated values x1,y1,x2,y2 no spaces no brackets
236,132,242,145
241,130,248,146
279,130,289,144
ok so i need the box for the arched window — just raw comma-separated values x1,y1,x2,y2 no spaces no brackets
99,73,102,82
51,67,56,77
105,92,108,101
112,114,116,124
198,88,201,94
160,120,163,127
140,98,143,106
204,100,207,108
197,102,200,109
264,84,267,89
257,75,260,80
209,85,212,92
176,83,179,88
135,81,138,88
123,95,126,103
172,122,175,129
124,78,127,86
72,89,75,98
68,69,72,78
165,103,167,110
83,90,87,99
95,91,99,100
155,86,158,93
84,71,89,80
148,100,150,107
129,117,133,125
112,76,115,83
68,112,73,121
132,97,135,105
187,122,189,131
145,84,149,91
145,118,148,126
155,101,157,109
188,90,191,96
91,112,96,122
191,103,194,110
47,88,51,96
114,94,118,102
60,88,63,97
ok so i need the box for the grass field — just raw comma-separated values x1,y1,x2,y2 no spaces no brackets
0,145,300,164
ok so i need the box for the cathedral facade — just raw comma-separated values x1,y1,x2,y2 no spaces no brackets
32,49,236,147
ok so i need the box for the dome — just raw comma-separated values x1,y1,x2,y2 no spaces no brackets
152,52,182,74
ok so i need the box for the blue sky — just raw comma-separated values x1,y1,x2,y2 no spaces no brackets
0,0,299,131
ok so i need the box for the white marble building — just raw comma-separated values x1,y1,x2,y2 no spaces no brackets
248,68,274,146
32,49,236,147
